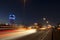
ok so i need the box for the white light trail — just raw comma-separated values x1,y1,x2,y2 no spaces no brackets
0,29,36,40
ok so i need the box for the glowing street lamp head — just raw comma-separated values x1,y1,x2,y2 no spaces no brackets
34,23,38,26
43,18,46,20
46,21,49,23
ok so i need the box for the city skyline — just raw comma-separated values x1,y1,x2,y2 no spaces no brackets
0,0,60,25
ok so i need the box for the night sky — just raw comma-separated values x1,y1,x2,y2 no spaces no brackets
0,0,60,25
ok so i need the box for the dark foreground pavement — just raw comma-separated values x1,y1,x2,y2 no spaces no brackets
53,29,60,40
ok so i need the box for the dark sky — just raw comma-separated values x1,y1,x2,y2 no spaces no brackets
0,0,60,25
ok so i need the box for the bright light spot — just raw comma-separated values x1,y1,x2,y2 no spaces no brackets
26,29,37,33
34,23,38,26
40,28,46,29
43,18,46,20
57,28,60,30
5,23,9,25
40,28,46,30
59,25,60,27
47,25,52,28
46,21,49,23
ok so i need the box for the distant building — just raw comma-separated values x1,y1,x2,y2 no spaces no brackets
9,14,16,25
0,13,17,30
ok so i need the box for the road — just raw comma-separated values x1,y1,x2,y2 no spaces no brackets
11,29,52,40
0,28,60,40
0,28,52,40
0,29,37,40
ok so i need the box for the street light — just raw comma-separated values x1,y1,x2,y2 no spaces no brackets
46,21,49,24
58,24,60,27
34,23,38,26
43,18,46,21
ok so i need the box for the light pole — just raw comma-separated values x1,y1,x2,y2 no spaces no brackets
21,0,27,24
24,0,26,8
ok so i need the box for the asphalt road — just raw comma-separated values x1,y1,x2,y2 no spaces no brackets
11,29,52,40
0,29,37,40
1,28,60,40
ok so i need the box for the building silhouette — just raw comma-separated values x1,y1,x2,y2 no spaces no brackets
9,14,16,25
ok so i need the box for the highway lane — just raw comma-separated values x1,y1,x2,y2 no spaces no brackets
0,29,37,40
0,28,52,40
1,28,60,40
11,29,52,40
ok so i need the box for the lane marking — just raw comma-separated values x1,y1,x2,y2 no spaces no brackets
38,29,51,40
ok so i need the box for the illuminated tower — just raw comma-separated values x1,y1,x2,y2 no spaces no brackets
9,14,16,24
